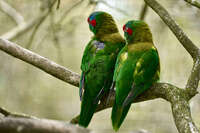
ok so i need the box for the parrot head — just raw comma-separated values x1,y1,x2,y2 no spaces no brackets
87,11,118,37
123,20,152,43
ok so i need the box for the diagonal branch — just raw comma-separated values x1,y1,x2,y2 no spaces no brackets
184,0,200,9
144,0,199,60
0,0,25,25
0,10,50,40
0,117,89,133
139,3,148,20
0,38,80,87
0,35,199,132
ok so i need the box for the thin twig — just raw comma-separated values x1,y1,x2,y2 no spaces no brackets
0,9,50,40
139,3,148,20
0,107,35,118
58,0,84,24
50,9,64,64
0,0,25,25
184,0,200,9
57,0,61,9
26,0,57,49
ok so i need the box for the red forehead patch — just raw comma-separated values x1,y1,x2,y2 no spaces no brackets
90,19,96,26
88,18,96,27
123,25,133,35
127,28,133,35
123,25,126,31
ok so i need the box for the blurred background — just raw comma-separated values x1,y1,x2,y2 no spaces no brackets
0,0,199,133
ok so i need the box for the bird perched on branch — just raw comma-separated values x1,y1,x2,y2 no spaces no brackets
79,11,125,128
110,20,160,131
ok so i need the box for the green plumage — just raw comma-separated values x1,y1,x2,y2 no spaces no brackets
79,11,125,127
111,20,160,131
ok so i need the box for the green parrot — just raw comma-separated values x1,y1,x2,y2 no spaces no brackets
79,11,125,128
110,20,160,131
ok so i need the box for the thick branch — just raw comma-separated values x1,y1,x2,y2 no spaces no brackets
144,0,199,60
0,37,199,133
171,97,199,133
186,58,200,97
0,117,89,133
0,38,80,87
184,0,200,9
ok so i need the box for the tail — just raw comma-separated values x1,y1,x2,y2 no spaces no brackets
111,101,131,131
78,92,98,127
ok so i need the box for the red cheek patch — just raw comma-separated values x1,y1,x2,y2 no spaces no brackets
123,25,133,36
127,28,133,35
90,19,96,27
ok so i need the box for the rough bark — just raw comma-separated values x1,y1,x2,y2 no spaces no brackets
0,38,80,87
184,0,200,9
0,117,89,133
0,0,200,132
0,38,199,133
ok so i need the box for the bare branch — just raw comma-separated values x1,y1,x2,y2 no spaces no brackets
139,3,148,20
58,0,84,24
0,0,25,25
0,38,80,87
0,10,49,40
144,0,199,60
56,0,61,9
186,58,200,97
71,82,199,133
0,36,199,133
184,0,200,9
0,107,36,119
26,0,57,49
0,117,89,133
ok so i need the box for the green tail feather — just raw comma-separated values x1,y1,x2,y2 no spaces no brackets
78,92,98,127
111,101,131,131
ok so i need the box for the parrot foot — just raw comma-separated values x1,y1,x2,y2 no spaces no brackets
122,83,135,107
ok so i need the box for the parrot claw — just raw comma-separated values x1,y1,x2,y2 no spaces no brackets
106,82,115,105
122,84,135,107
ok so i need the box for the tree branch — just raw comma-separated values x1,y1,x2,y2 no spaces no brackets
0,0,25,25
0,117,89,133
0,0,57,41
0,38,80,87
0,18,199,132
184,0,200,9
26,0,57,49
144,0,199,60
139,3,148,20
0,11,48,40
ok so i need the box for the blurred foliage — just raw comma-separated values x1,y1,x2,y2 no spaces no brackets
0,0,199,133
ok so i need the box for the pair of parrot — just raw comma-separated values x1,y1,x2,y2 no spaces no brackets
78,11,160,131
